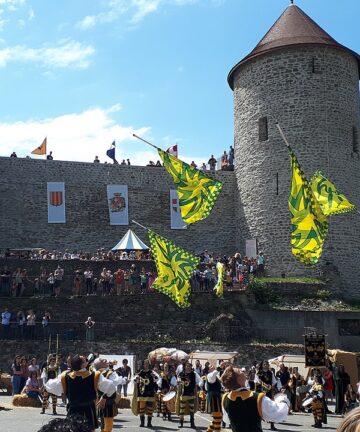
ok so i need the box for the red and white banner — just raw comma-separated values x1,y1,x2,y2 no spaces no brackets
170,189,186,229
47,182,66,223
166,144,178,158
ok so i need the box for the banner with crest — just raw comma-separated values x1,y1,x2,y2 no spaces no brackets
107,185,129,225
47,182,66,223
170,189,187,229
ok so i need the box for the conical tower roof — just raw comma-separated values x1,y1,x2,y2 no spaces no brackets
228,3,360,89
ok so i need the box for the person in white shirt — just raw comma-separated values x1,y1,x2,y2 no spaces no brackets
45,355,116,432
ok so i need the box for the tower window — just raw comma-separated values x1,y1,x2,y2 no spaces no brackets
312,57,321,74
259,117,268,141
353,126,359,154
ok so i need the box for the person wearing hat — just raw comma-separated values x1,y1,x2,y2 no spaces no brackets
221,366,289,432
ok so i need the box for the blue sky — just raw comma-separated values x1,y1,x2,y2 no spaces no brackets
0,0,359,165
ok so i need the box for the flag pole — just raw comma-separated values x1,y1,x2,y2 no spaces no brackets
132,134,161,151
276,123,291,148
131,220,149,231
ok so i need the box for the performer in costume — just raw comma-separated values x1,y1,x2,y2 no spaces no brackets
45,355,116,432
132,359,159,428
307,376,327,428
176,362,201,429
198,375,207,413
93,358,126,432
158,363,177,421
41,356,60,415
221,366,289,432
255,360,278,431
205,366,223,432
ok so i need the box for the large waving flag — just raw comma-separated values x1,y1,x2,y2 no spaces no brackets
158,149,223,225
214,262,225,298
31,137,47,155
106,141,118,163
288,148,355,266
148,230,199,308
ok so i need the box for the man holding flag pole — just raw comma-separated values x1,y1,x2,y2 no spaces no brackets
31,137,47,157
106,141,118,164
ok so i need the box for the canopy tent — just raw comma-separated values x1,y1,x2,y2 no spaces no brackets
111,229,149,251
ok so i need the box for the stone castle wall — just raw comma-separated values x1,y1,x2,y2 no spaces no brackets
0,157,237,256
232,46,360,297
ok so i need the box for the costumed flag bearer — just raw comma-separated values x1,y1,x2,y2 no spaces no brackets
307,375,327,428
45,355,116,432
93,358,127,432
205,366,223,432
132,359,160,428
176,362,201,429
221,366,289,432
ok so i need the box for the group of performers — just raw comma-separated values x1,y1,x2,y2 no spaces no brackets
42,353,294,432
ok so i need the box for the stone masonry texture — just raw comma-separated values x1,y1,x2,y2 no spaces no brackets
232,46,360,299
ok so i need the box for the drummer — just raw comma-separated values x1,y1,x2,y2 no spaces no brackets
158,364,177,421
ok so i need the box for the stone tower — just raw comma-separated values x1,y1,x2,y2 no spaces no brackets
228,4,360,297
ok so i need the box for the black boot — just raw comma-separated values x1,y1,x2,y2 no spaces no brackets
163,412,167,420
40,408,45,414
147,416,153,428
167,412,171,421
53,407,58,415
140,415,145,427
190,413,196,429
178,418,184,428
270,423,278,431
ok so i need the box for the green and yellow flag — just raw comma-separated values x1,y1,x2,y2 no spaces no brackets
148,230,200,308
288,148,355,266
310,172,356,216
214,262,225,298
158,149,223,225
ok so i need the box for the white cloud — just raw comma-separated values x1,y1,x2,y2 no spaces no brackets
77,0,224,29
0,105,155,165
0,39,95,69
0,105,206,167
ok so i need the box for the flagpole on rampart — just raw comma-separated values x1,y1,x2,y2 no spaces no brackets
131,220,149,231
132,134,161,150
276,123,291,147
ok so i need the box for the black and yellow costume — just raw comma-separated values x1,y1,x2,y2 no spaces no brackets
256,369,276,430
205,373,222,432
176,370,198,428
131,369,158,428
60,369,101,429
310,384,327,428
222,389,265,432
159,372,173,420
41,364,59,415
98,369,118,432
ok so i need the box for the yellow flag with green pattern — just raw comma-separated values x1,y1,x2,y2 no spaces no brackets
214,262,225,298
310,172,355,216
148,230,200,308
288,148,328,265
289,148,355,266
158,149,223,224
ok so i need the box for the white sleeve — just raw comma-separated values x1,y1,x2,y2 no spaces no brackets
108,372,126,387
271,373,277,386
44,377,63,397
98,373,117,397
157,377,162,388
194,372,202,386
170,376,177,387
261,394,289,423
254,374,260,384
207,370,220,384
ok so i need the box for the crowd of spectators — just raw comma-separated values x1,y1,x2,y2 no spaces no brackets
1,307,52,340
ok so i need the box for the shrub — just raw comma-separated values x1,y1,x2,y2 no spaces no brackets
249,277,279,304
315,289,332,301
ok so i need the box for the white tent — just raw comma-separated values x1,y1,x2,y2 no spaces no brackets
111,229,149,251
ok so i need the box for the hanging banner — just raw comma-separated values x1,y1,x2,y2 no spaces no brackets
170,189,187,229
304,334,326,367
107,185,129,225
47,182,66,223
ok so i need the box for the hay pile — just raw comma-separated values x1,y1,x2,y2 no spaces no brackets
12,394,42,408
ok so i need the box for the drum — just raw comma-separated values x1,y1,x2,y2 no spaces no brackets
302,396,314,408
163,391,176,413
